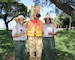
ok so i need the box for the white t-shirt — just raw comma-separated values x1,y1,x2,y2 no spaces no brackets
43,23,57,37
12,24,27,41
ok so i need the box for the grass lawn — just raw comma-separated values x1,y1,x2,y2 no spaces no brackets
0,30,75,60
55,30,75,60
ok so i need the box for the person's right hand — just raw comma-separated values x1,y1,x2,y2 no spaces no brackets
21,31,25,35
18,30,25,36
20,31,26,36
48,32,53,35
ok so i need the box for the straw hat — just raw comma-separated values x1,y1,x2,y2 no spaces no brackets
13,15,25,23
43,15,51,20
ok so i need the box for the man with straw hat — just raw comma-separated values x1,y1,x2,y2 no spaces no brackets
42,15,58,60
12,15,27,60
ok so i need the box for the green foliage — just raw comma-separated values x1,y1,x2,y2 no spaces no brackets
55,30,75,60
71,19,75,27
0,0,15,2
0,30,14,60
0,0,27,30
58,12,73,28
0,0,27,17
52,16,62,27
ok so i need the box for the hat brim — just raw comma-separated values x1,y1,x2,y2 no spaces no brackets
13,17,18,23
43,17,51,20
13,15,25,23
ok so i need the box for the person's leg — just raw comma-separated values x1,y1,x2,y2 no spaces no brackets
49,37,56,60
43,37,50,60
36,37,42,60
14,41,22,60
28,37,36,60
20,41,25,60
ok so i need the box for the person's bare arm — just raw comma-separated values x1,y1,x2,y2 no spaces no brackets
12,31,25,38
48,32,57,35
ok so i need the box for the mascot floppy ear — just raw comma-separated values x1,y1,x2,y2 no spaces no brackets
30,6,35,19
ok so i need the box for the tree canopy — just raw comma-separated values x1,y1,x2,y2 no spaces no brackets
40,0,75,19
0,0,27,30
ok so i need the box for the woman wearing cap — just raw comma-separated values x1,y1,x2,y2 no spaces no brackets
12,15,27,60
43,15,57,60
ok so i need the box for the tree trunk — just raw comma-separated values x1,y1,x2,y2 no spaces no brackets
5,20,9,30
50,0,75,19
69,17,72,30
3,12,9,30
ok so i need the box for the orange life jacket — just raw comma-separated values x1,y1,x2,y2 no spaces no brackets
27,20,43,36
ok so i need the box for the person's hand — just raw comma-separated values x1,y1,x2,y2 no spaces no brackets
48,32,53,35
21,31,25,35
19,30,26,36
13,31,26,38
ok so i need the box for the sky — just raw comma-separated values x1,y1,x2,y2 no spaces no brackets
19,0,56,18
0,0,56,30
